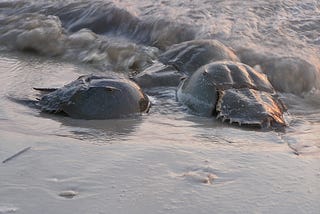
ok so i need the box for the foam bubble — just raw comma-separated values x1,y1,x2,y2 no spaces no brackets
0,205,18,213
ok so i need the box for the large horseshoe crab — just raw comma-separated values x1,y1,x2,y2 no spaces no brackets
34,75,150,119
177,61,287,129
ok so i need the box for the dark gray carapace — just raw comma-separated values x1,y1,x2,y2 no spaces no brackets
37,75,150,119
177,61,287,129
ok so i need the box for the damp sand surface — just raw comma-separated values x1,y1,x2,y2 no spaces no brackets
0,52,319,214
0,0,320,213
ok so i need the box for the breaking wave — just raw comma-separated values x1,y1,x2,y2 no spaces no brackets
0,0,319,94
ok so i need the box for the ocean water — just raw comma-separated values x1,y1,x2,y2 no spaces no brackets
0,1,319,213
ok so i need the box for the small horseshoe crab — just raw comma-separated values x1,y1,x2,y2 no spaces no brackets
33,75,150,119
177,61,287,129
159,39,240,75
132,39,240,88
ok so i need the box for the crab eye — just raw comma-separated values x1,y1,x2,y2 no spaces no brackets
180,76,187,81
105,87,114,92
104,86,121,92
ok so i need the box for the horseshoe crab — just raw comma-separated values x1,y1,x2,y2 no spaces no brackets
132,39,240,88
34,75,150,119
159,39,239,75
177,61,286,129
236,48,318,94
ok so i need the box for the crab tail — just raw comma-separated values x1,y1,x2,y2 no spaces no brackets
33,87,58,93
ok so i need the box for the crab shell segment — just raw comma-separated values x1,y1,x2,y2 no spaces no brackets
216,88,286,129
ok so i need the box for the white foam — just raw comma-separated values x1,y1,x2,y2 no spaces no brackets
0,13,159,71
0,206,18,214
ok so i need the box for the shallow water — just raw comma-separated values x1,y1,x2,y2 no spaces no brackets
0,0,320,213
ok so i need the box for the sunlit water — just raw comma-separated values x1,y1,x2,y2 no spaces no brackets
0,0,319,213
